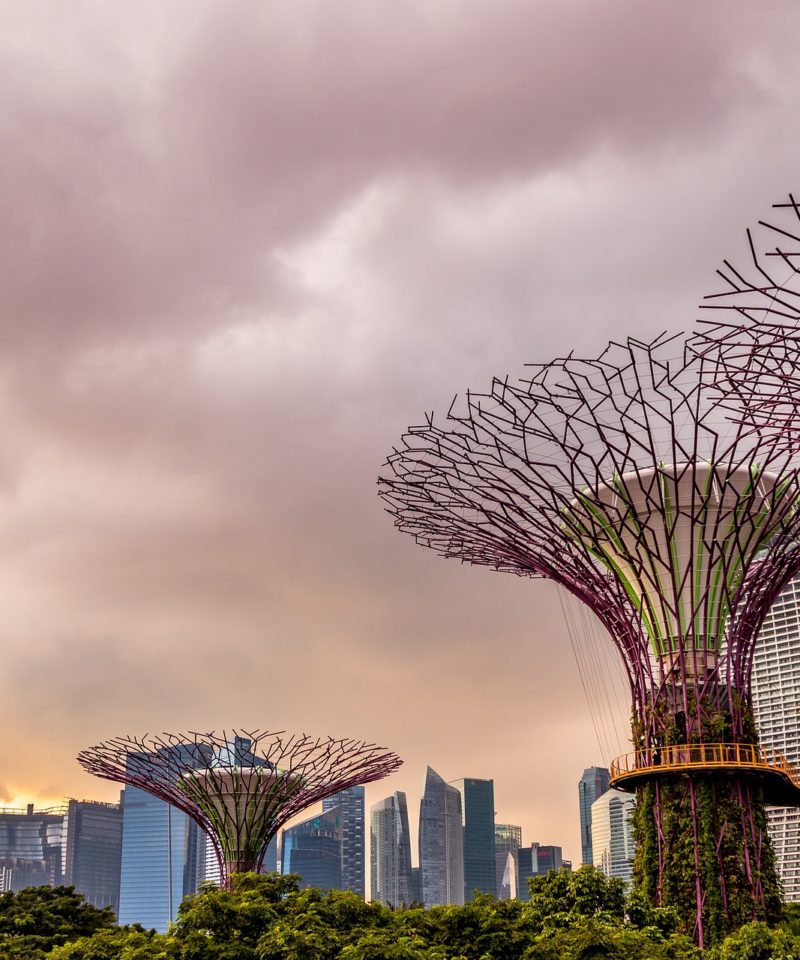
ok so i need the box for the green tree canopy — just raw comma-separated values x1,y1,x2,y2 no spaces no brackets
0,885,115,959
0,869,783,959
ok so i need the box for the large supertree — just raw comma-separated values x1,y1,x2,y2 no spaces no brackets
379,330,800,945
78,729,401,888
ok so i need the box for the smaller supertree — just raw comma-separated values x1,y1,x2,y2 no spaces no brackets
78,729,402,887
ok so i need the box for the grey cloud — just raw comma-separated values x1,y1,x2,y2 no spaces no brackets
0,1,797,864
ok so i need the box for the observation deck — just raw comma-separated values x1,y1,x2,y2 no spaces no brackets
610,743,800,806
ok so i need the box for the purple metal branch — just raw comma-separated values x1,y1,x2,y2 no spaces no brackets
379,318,800,942
78,729,402,888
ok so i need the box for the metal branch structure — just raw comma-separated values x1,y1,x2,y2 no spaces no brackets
379,331,800,945
693,194,800,449
78,730,402,888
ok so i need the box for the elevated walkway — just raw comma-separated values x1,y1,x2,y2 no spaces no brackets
610,743,800,806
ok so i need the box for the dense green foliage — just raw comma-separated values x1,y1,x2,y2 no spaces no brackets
0,871,794,959
0,885,115,958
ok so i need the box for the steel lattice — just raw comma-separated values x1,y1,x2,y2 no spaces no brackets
379,318,800,944
692,194,800,448
78,729,401,887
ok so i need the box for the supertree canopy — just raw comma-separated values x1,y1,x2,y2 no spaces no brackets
379,329,800,945
78,729,402,887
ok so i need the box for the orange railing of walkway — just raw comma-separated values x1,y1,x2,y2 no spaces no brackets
610,742,800,789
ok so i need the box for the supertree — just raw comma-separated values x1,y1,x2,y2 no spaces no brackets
78,729,402,887
379,330,800,946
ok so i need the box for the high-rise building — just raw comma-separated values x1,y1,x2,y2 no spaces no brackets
62,800,122,913
282,807,342,891
450,778,496,901
0,805,65,892
117,742,214,930
578,767,610,866
752,576,800,901
410,866,421,904
118,785,202,931
322,785,365,897
118,785,202,930
418,767,464,907
494,824,522,900
262,834,278,875
591,788,635,886
517,843,564,900
370,792,413,907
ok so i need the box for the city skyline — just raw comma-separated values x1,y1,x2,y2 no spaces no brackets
0,1,798,878
0,753,585,906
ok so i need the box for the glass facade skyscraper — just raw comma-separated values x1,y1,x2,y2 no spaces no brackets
578,766,610,866
591,788,635,887
118,784,202,931
370,791,413,907
418,767,464,907
0,805,65,892
450,778,496,901
118,745,210,931
322,785,365,897
62,800,122,914
751,576,800,900
517,843,564,900
494,824,522,900
281,807,342,891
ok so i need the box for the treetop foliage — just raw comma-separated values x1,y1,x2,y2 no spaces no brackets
0,869,795,959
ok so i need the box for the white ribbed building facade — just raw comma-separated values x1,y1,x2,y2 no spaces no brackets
591,788,634,887
751,576,800,902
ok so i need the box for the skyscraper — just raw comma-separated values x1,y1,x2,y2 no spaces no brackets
62,800,122,913
418,767,464,907
751,575,800,901
370,792,412,907
281,807,342,891
118,784,203,931
591,788,635,886
517,843,564,900
450,778,496,901
494,824,522,900
322,785,365,897
578,767,610,866
0,805,65,892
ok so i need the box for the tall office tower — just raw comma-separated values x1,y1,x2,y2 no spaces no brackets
516,843,564,900
752,576,800,901
494,824,522,900
578,767,610,866
370,792,413,907
281,807,343,891
261,833,278,874
322,786,365,897
118,785,202,932
410,866,421,904
0,805,65,892
591,788,635,886
198,829,221,886
450,779,496,901
418,767,464,907
62,800,122,913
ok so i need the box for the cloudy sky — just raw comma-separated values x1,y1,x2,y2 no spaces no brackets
2,0,800,870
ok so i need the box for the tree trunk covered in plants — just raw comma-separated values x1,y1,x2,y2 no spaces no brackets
631,696,782,947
